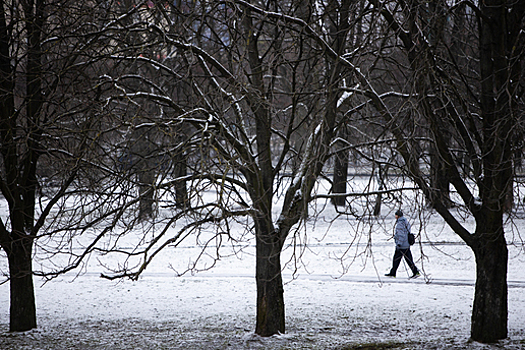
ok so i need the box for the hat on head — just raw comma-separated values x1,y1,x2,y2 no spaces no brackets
395,210,403,217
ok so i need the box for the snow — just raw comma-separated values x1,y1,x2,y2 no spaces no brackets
1,196,525,349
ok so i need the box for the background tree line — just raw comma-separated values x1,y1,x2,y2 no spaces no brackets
0,0,523,344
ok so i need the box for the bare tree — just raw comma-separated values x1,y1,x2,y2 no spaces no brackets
0,0,161,332
365,0,525,342
1,0,53,331
89,0,387,337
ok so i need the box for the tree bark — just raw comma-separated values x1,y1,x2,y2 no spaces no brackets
138,169,155,220
469,1,517,340
173,151,188,208
7,236,37,332
332,131,348,207
470,232,508,342
1,1,40,332
241,4,285,337
254,218,285,336
373,164,387,216
429,143,451,208
332,151,348,207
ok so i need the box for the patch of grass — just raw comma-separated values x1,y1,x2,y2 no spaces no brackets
337,341,408,350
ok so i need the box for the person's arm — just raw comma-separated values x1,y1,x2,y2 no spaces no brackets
394,220,401,246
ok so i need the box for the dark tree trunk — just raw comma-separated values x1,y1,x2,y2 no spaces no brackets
138,169,155,220
242,4,285,337
373,165,387,216
430,143,451,208
372,192,381,216
470,232,508,342
7,236,37,332
133,130,156,221
469,0,517,341
329,1,350,208
254,218,285,336
173,151,188,208
332,147,348,207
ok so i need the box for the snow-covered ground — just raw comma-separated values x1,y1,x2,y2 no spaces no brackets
1,188,525,349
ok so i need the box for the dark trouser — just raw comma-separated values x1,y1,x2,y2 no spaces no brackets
389,248,418,276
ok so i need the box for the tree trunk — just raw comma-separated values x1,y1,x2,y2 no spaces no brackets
468,1,515,342
470,228,508,342
138,168,155,220
373,164,386,216
430,143,451,208
7,237,37,332
173,151,188,208
332,147,348,207
254,219,285,336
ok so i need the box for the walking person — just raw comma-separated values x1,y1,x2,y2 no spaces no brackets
385,210,420,279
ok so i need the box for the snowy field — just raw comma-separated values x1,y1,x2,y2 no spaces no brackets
1,182,525,349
